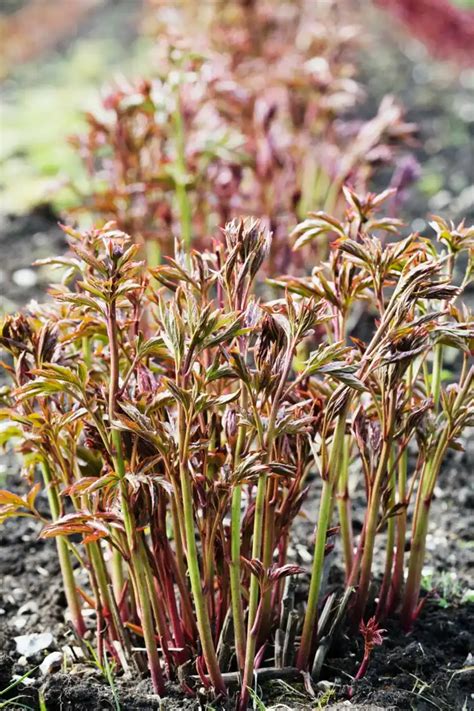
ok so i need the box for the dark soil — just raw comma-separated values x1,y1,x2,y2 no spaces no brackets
0,205,67,311
347,604,474,710
360,5,474,229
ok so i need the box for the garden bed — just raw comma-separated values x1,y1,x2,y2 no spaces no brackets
1,3,473,710
0,426,472,709
0,208,472,709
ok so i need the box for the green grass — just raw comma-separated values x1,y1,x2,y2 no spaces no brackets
0,36,151,214
451,0,474,8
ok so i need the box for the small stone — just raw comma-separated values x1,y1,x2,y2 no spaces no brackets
62,645,84,661
14,632,53,658
18,601,39,616
32,232,49,247
40,651,63,675
12,268,38,288
12,673,36,686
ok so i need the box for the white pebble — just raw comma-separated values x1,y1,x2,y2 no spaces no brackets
14,632,53,658
40,651,63,675
12,268,38,288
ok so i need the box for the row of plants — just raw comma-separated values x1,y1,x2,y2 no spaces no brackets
1,188,472,707
69,0,415,266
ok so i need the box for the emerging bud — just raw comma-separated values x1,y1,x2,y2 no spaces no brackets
223,408,238,447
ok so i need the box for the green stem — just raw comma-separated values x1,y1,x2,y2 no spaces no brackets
352,415,395,625
337,435,353,582
400,493,431,630
132,546,165,693
298,154,320,218
229,393,247,672
110,546,125,611
403,366,472,627
388,447,408,612
141,536,172,669
431,344,443,411
401,432,447,629
240,469,267,701
145,239,161,269
297,477,333,671
260,478,277,630
41,460,85,637
177,406,226,695
170,496,196,637
88,541,120,641
112,429,165,695
82,336,92,368
239,598,265,711
84,327,124,615
375,448,396,620
296,412,346,670
106,306,164,693
240,343,296,703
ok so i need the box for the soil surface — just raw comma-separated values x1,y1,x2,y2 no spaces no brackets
360,5,474,229
0,206,67,312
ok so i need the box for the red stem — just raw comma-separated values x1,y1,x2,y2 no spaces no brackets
354,650,370,681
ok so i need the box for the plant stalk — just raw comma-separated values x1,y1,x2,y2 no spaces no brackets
40,459,86,637
375,448,396,620
177,405,226,695
337,434,353,581
229,392,248,672
352,425,394,625
387,447,408,613
240,343,295,706
402,366,473,627
296,411,346,670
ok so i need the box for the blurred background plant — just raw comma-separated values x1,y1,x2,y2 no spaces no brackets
0,0,152,214
5,0,416,266
376,0,474,66
1,0,473,260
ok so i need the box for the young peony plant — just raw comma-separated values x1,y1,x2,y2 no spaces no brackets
1,196,472,707
69,1,415,268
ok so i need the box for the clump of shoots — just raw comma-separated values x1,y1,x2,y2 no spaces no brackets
274,189,473,667
1,193,472,705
